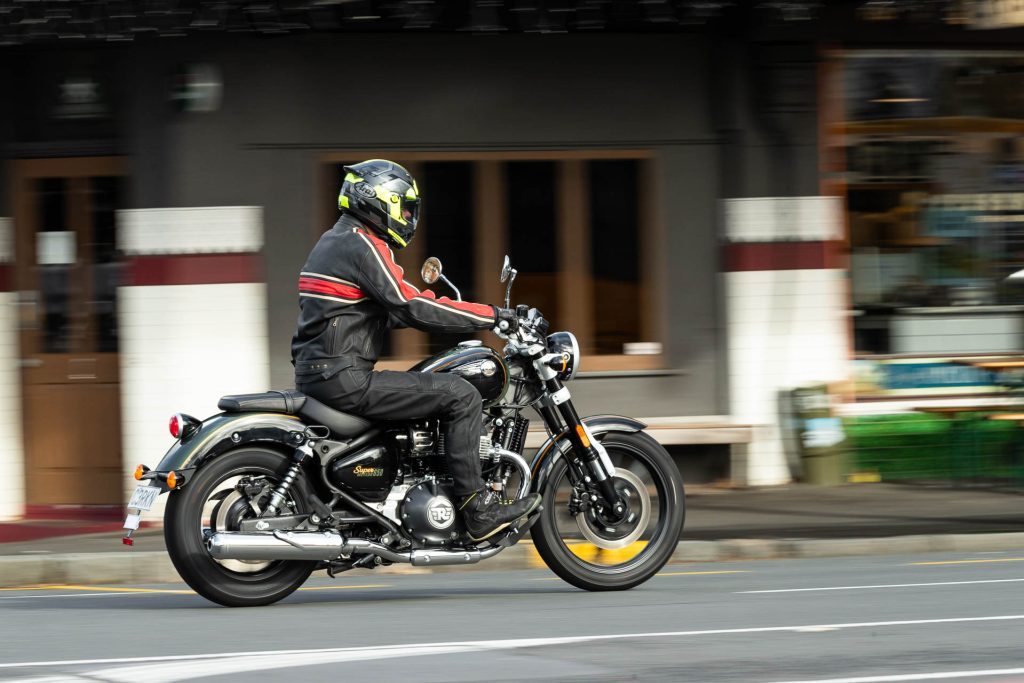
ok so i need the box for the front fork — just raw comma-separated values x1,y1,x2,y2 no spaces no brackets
536,378,623,516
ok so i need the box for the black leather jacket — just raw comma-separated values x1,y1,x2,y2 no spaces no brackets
291,214,497,381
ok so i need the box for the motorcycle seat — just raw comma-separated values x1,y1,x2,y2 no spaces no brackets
218,390,373,438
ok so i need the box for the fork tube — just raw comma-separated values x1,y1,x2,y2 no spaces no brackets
543,378,619,506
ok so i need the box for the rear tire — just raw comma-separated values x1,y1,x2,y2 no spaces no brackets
164,448,316,607
531,431,685,591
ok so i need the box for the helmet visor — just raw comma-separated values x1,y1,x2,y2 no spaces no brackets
402,199,420,224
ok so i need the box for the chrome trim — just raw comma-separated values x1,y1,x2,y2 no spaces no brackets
207,531,510,565
550,386,571,405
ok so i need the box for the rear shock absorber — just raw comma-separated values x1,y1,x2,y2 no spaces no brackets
262,444,312,517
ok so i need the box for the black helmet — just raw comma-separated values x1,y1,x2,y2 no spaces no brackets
338,159,420,249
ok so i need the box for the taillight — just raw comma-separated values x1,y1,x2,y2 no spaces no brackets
169,414,181,439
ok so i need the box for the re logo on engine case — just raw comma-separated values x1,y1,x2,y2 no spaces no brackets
425,496,455,530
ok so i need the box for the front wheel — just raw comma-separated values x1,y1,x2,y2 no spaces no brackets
531,431,685,591
164,448,316,607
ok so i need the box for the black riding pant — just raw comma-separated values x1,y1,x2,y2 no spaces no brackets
297,368,484,498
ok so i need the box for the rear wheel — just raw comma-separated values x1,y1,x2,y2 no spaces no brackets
164,448,316,607
531,431,685,591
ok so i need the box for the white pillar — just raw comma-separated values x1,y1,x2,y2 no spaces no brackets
723,197,850,485
117,207,271,513
0,218,25,520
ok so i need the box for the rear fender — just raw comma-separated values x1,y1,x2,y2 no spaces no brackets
148,413,306,490
529,415,646,494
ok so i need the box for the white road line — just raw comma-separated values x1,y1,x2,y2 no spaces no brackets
0,592,159,600
3,614,1024,682
761,667,1024,682
738,578,1024,594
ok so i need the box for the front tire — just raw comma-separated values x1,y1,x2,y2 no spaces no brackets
531,431,685,591
164,448,316,607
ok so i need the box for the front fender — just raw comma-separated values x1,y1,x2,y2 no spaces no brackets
151,412,306,487
529,415,646,494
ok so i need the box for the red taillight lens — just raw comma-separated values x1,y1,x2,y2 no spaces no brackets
169,414,181,439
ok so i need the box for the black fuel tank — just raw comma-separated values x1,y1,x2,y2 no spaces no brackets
409,341,509,406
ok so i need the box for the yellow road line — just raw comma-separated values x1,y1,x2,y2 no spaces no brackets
297,584,390,591
909,558,1024,566
657,570,751,576
1,583,390,595
59,585,194,594
532,569,751,581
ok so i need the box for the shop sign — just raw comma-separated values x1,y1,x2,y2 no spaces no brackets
52,76,108,120
969,0,1024,29
854,358,1000,396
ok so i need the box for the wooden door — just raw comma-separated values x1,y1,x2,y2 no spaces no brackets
11,157,126,506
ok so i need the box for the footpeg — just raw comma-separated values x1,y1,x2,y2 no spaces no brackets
497,506,543,548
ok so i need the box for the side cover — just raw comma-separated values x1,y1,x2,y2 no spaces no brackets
529,415,646,494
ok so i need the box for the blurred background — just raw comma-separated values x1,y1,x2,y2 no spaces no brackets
2,0,1024,530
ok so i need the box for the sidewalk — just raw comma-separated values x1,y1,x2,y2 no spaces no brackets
1,483,1021,586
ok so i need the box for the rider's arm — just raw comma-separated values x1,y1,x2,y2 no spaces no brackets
355,231,496,334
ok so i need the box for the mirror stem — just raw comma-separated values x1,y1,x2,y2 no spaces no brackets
504,269,517,308
439,274,462,302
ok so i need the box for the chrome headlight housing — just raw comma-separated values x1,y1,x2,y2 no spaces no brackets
546,331,580,381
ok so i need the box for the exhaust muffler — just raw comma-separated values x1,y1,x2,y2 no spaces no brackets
207,530,349,561
207,530,506,565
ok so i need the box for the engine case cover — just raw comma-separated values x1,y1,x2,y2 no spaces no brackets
400,480,466,545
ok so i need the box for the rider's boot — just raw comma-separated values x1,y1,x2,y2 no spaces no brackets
460,490,542,542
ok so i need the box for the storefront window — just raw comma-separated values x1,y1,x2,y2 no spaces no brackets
838,52,1024,356
318,153,659,368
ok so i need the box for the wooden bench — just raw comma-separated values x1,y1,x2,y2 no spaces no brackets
525,416,755,485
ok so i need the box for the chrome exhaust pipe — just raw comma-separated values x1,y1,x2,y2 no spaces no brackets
208,531,508,565
207,530,348,561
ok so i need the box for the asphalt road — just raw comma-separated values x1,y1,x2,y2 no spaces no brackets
1,551,1023,682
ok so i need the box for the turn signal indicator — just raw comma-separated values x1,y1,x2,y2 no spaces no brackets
134,464,145,481
166,471,178,489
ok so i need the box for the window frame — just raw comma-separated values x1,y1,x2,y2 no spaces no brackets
314,150,664,373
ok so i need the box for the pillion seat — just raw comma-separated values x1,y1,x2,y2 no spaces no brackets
218,390,372,438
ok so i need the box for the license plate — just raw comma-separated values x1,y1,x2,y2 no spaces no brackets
128,484,160,512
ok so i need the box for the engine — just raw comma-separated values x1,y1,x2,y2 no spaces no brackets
398,479,466,545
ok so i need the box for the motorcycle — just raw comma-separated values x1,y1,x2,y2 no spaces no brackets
123,255,685,607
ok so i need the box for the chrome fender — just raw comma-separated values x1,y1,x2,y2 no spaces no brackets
529,415,646,494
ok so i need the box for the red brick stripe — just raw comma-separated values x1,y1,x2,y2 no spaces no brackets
124,253,263,286
723,241,842,272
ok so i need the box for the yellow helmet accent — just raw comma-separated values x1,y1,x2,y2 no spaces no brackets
387,229,408,248
339,195,350,209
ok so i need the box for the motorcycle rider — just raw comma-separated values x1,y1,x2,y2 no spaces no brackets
292,159,542,542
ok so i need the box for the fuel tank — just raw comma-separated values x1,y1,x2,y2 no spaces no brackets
409,341,509,406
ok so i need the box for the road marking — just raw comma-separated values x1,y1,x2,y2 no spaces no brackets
658,570,751,577
761,667,1024,682
297,584,391,591
4,613,1024,682
909,558,1024,566
531,569,750,581
0,583,390,600
738,578,1024,594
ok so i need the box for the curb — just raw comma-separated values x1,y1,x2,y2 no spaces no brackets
1,532,1022,587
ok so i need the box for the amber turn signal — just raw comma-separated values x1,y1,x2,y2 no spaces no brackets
134,464,145,481
166,471,178,489
575,425,591,448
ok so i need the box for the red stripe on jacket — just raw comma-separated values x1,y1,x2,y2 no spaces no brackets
359,230,495,319
299,276,365,300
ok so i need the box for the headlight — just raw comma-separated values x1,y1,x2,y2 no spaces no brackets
546,331,580,381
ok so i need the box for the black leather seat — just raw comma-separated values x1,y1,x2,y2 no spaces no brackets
218,390,373,438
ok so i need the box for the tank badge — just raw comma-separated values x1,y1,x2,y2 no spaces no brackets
426,496,455,529
353,465,384,477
